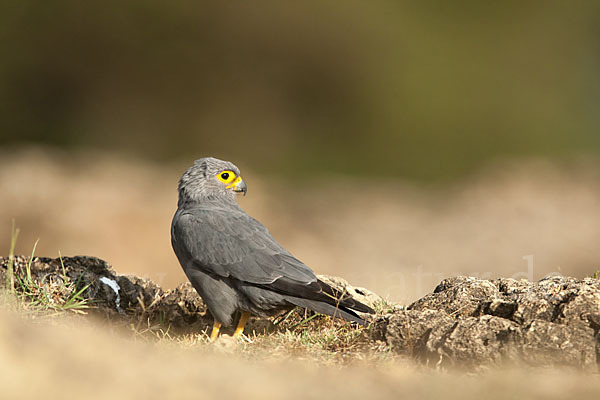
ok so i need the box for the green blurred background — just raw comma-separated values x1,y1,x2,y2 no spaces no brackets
1,0,599,181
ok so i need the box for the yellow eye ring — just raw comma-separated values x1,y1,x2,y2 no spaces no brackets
217,170,236,184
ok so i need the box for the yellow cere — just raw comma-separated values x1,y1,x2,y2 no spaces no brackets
226,176,242,189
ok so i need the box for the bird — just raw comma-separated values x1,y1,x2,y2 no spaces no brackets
171,157,374,341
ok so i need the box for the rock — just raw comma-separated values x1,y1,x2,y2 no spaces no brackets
409,276,499,317
380,309,454,364
436,315,523,369
383,275,600,371
318,274,382,310
559,278,600,327
521,320,597,368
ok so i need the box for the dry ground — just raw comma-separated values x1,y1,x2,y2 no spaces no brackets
0,307,599,400
1,147,599,398
1,147,599,303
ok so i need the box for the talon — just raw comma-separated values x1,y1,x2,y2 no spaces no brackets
209,321,221,342
233,312,251,338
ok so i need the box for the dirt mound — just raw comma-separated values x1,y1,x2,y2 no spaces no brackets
377,276,600,371
0,255,211,333
1,256,598,370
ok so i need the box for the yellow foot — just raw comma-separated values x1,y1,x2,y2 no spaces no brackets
209,321,221,342
233,311,251,339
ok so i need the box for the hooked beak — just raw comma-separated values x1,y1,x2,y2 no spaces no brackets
227,176,247,196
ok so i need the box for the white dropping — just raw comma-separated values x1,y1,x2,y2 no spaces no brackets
100,276,122,313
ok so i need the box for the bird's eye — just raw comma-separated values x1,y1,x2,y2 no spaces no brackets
217,171,235,184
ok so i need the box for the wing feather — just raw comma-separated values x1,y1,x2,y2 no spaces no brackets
172,208,317,285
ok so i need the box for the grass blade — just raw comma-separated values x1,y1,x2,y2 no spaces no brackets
6,220,20,295
25,239,39,284
59,251,66,277
289,313,319,330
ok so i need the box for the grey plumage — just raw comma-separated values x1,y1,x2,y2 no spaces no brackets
171,157,374,328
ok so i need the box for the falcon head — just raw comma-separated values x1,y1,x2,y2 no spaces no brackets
178,157,247,204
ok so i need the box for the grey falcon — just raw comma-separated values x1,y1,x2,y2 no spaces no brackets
171,157,374,341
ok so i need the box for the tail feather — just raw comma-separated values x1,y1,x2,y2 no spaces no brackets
261,277,375,315
282,295,369,326
256,276,375,323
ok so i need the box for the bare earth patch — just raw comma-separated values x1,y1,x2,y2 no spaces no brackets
2,255,598,373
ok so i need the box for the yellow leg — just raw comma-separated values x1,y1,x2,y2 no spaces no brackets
209,321,221,342
233,312,251,338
